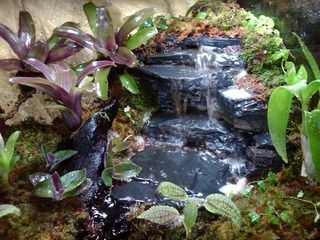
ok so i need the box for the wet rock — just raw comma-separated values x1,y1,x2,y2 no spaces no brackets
182,37,242,49
146,114,247,158
111,146,233,203
59,99,118,200
246,133,283,176
216,88,267,132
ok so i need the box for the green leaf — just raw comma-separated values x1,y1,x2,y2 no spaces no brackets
285,62,296,85
137,205,180,225
83,2,97,35
204,194,241,230
314,213,320,223
297,65,308,82
0,204,20,218
5,131,20,167
267,172,277,182
157,181,188,201
54,150,77,162
62,178,92,199
293,32,320,80
95,68,110,100
241,185,254,197
196,12,207,20
10,155,20,170
61,169,86,193
33,178,55,198
126,27,158,50
102,168,113,186
111,162,142,180
268,86,294,163
112,139,131,153
248,210,260,223
119,71,139,94
302,80,320,103
183,200,199,235
305,110,320,177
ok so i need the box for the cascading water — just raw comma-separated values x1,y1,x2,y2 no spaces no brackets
81,37,281,240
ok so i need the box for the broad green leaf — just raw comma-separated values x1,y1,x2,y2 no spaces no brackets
315,213,320,223
33,178,55,198
297,190,304,198
297,65,308,82
0,204,20,218
137,205,180,225
112,140,131,153
293,33,320,80
204,194,241,230
157,181,188,201
302,80,320,104
102,168,113,186
54,150,77,161
61,169,86,193
10,155,20,170
119,71,139,94
126,27,158,50
268,87,294,163
95,68,110,100
285,62,296,85
284,80,307,100
5,131,20,166
83,2,97,35
111,162,141,180
305,110,320,177
62,178,92,199
183,200,199,234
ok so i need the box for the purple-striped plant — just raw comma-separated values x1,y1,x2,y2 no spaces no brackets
54,3,157,100
9,58,115,131
0,11,82,72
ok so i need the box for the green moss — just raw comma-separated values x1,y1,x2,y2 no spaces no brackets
0,125,88,240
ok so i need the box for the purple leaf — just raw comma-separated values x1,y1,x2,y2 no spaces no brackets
51,172,64,200
110,47,137,67
96,7,117,52
9,77,72,107
0,59,23,71
76,60,115,85
27,40,49,62
18,11,35,49
50,64,77,92
46,42,82,63
54,26,100,52
24,58,56,81
70,88,83,118
116,8,155,46
0,23,27,59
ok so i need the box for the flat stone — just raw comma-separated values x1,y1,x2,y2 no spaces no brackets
182,37,242,49
216,88,267,131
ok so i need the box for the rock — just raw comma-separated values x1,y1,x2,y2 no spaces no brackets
111,146,233,203
59,99,118,200
246,133,283,176
182,37,242,49
216,88,267,132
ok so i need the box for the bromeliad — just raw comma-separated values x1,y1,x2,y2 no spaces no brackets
0,11,82,72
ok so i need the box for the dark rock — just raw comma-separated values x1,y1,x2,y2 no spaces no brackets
111,146,233,203
143,51,195,65
216,88,267,132
146,114,247,158
182,37,242,49
59,99,118,200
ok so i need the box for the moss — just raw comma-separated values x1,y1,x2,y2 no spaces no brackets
0,125,88,240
